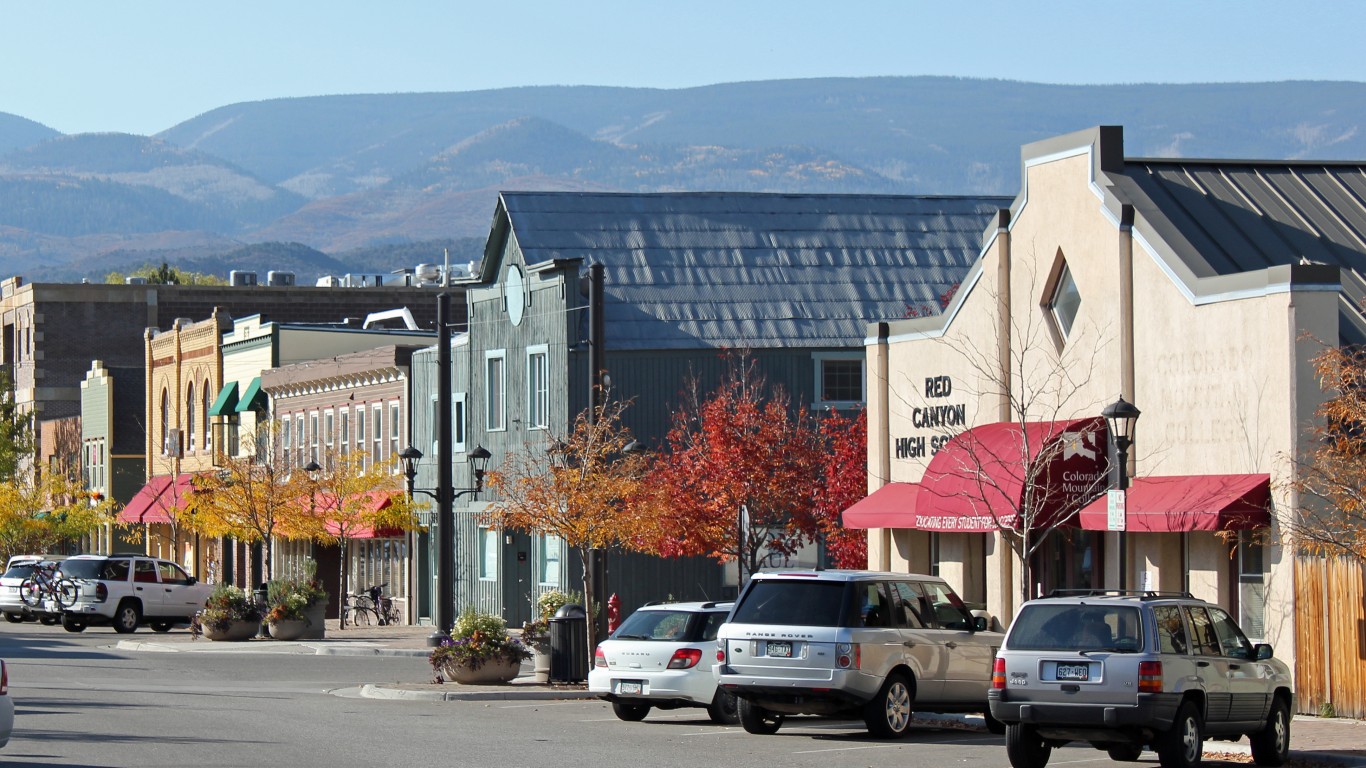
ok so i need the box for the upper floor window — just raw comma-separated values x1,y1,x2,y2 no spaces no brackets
389,401,401,470
371,404,383,467
813,352,864,406
185,383,196,452
527,345,549,430
281,416,292,469
1048,261,1082,339
355,405,367,470
453,392,467,453
201,380,212,454
486,350,507,432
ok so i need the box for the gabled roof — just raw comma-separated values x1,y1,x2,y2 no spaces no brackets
493,191,1010,350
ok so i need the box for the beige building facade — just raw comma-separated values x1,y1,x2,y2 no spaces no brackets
852,127,1365,682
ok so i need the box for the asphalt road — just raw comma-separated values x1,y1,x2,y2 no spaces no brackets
0,620,1279,768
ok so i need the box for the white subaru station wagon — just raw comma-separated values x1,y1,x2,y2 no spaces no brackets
715,569,1004,738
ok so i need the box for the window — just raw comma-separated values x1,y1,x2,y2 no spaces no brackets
1048,262,1082,338
539,534,561,586
371,404,383,467
309,412,320,463
920,581,972,630
1237,534,1266,639
295,416,306,468
389,401,400,467
478,528,499,580
339,409,349,458
160,389,170,455
186,383,196,452
453,393,467,452
429,394,441,456
527,346,549,430
355,405,367,469
813,352,863,405
202,380,212,454
281,416,292,468
1154,605,1188,654
324,410,335,470
486,350,506,431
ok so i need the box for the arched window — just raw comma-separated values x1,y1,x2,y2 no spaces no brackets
186,382,196,452
202,379,212,454
160,389,170,455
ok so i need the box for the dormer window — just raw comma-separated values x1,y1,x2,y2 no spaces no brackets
1048,261,1082,339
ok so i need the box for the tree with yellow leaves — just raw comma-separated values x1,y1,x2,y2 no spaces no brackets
485,395,655,649
1289,344,1366,559
309,450,418,628
0,473,115,565
186,424,324,583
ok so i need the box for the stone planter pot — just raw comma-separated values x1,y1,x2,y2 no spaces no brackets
439,656,521,685
202,619,258,642
268,618,308,641
528,638,551,683
300,601,326,639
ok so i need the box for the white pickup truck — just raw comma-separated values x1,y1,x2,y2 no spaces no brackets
56,555,214,633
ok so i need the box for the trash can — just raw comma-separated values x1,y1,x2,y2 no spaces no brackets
548,603,588,683
253,584,270,638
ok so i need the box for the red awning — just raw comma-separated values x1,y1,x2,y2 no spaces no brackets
117,475,174,524
842,483,921,529
1078,474,1271,532
116,473,202,525
914,417,1108,532
317,491,405,539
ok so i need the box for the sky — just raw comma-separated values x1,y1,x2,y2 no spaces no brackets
2,0,1362,136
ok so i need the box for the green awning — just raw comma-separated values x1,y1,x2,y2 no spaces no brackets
208,382,239,417
235,377,266,413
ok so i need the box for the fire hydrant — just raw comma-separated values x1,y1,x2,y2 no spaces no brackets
607,593,622,634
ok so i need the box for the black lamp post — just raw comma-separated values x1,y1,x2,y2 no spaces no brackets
1101,396,1141,591
400,444,492,645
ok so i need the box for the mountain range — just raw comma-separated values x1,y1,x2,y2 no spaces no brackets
3,77,1365,283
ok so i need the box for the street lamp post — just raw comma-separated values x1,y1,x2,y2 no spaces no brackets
1101,396,1141,591
400,444,492,645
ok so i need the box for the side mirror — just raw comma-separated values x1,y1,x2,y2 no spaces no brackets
1255,642,1274,661
186,577,198,586
974,615,990,632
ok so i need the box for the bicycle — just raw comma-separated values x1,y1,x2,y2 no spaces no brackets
20,562,79,610
368,584,400,626
341,592,380,626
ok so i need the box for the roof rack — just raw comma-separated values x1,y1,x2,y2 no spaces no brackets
700,601,733,609
1045,589,1195,600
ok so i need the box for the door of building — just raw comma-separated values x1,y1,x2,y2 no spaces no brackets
1031,528,1103,597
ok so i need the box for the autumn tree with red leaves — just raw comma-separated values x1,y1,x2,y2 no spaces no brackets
645,357,823,582
813,408,868,568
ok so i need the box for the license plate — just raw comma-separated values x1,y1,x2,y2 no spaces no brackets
1056,664,1090,681
619,681,643,695
766,641,793,658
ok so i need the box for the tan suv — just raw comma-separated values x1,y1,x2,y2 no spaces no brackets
715,569,1004,738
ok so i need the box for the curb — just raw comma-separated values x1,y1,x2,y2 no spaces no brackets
358,682,597,703
115,639,431,657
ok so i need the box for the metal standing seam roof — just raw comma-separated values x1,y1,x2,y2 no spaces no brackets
498,191,1011,350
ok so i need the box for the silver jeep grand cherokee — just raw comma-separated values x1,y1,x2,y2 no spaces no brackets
715,569,1004,738
988,591,1293,768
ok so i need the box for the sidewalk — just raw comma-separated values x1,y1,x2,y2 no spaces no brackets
115,623,1365,764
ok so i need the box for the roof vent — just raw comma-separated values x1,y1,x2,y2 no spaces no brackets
124,276,147,285
230,271,258,287
267,271,296,287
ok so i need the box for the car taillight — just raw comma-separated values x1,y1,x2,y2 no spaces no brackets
992,657,1007,689
1,659,7,695
667,648,703,670
1138,661,1163,693
836,642,860,669
95,582,108,603
716,642,727,664
593,646,607,668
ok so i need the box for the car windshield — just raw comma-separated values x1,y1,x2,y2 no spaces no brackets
1008,603,1144,652
613,609,709,641
731,580,847,627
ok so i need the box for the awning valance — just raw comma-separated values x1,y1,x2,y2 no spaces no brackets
235,377,266,413
1077,474,1271,532
911,417,1108,532
208,382,239,416
843,483,921,529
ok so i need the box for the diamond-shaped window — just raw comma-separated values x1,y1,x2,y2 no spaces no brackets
1049,263,1081,338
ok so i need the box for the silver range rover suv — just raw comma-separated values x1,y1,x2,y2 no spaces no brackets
715,569,1004,738
989,590,1293,768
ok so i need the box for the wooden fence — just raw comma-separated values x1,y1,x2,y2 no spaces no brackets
1294,556,1366,718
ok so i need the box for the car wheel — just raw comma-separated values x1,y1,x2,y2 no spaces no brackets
707,689,739,724
3,612,23,623
611,701,650,722
61,614,87,632
863,672,915,738
1005,723,1052,768
1106,744,1145,762
1157,702,1204,768
738,699,784,735
984,708,1007,735
40,615,59,626
149,621,175,633
112,600,141,634
1249,697,1290,767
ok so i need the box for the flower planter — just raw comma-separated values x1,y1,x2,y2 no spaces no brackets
202,619,258,642
268,618,308,641
528,638,551,683
440,656,521,685
300,601,326,639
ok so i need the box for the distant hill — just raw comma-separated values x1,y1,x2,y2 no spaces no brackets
3,77,1366,282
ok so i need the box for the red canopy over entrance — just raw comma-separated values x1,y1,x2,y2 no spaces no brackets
1077,474,1271,532
116,474,198,524
913,417,1108,532
315,491,405,539
842,483,921,529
